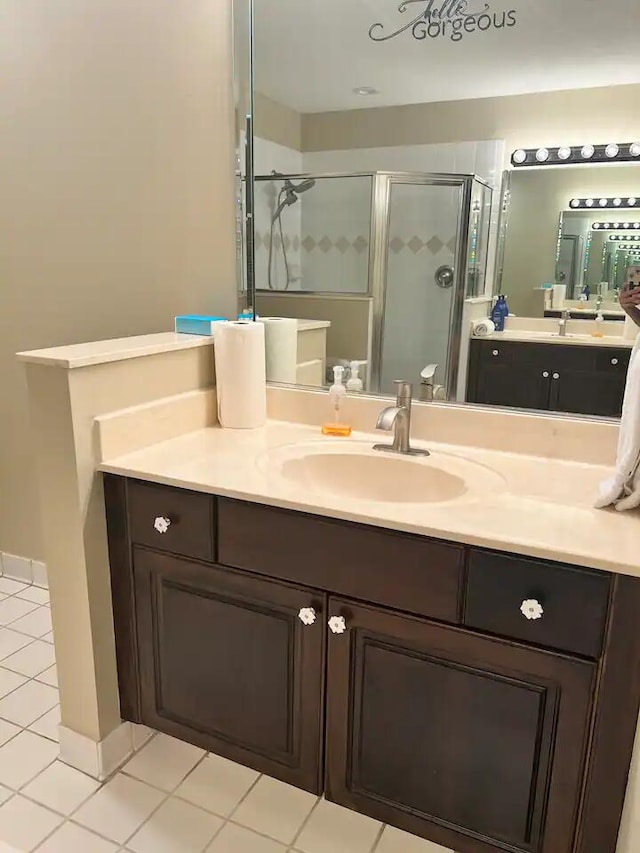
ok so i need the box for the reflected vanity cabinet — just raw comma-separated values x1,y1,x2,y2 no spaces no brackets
104,475,640,853
467,339,631,416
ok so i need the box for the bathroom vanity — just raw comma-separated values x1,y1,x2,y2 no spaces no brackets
104,472,640,853
467,338,632,416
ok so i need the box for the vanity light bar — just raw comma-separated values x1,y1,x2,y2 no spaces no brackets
569,197,640,210
614,245,640,252
592,222,640,231
512,142,640,167
610,235,640,242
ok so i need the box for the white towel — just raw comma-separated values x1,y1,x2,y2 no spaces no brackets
595,333,640,511
472,318,496,337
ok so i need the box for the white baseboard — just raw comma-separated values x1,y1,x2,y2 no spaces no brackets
59,721,155,781
0,553,49,588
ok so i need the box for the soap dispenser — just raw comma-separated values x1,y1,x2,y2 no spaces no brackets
322,366,352,437
346,361,365,392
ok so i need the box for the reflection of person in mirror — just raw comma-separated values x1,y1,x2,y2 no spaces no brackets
620,274,640,328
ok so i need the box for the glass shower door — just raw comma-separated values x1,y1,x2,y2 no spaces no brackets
377,177,466,397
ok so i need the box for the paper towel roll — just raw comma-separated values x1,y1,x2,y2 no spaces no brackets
261,318,298,384
624,315,639,341
552,284,567,310
214,321,267,429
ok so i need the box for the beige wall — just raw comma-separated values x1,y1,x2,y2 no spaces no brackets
254,91,302,151
502,165,640,316
1,0,238,562
302,84,640,161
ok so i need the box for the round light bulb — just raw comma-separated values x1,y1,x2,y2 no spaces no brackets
629,198,638,206
557,147,572,161
613,198,622,207
512,149,527,164
630,143,640,157
581,145,595,159
634,223,640,229
605,143,620,158
593,223,600,229
570,198,580,208
599,198,608,207
535,148,550,162
586,198,595,207
624,222,631,228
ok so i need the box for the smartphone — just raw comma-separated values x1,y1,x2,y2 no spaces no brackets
626,267,640,292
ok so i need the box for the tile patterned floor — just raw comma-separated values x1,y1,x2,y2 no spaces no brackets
0,581,451,853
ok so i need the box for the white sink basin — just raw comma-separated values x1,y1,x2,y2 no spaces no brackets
258,441,506,505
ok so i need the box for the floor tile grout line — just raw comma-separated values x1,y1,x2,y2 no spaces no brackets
369,822,386,852
288,793,323,849
79,742,217,849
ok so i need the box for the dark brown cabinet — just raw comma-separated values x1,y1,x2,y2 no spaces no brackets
104,476,640,853
133,548,325,793
467,339,630,417
325,598,595,853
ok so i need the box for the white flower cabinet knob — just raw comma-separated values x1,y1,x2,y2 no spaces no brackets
153,516,172,534
328,615,347,635
298,608,317,626
521,599,544,621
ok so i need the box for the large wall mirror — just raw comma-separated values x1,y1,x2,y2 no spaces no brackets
235,0,640,419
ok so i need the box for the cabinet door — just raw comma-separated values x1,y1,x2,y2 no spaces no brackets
550,369,625,417
467,342,550,410
326,598,595,853
549,346,629,417
134,548,325,793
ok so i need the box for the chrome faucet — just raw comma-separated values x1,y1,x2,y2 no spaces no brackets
558,309,570,337
373,381,430,457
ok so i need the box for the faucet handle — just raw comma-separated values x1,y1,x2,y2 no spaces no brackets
393,380,412,406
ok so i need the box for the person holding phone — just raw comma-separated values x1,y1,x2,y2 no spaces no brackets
620,268,640,328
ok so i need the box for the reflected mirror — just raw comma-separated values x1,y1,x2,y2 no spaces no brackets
239,0,640,419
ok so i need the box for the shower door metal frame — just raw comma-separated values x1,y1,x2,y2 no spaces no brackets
253,170,489,399
369,172,477,399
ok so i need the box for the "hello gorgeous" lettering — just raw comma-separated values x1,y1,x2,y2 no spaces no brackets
369,1,518,43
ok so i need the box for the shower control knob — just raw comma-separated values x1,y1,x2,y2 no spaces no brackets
298,608,317,626
153,516,171,534
328,616,347,635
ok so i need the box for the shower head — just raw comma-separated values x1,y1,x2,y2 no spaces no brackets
271,188,299,221
286,177,316,195
271,177,316,221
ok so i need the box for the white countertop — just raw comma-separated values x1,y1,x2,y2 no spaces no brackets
474,330,635,349
17,323,330,369
100,421,639,578
17,332,214,369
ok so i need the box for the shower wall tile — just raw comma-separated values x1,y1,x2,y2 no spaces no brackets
300,175,372,293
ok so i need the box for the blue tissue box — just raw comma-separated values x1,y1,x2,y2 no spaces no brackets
175,315,227,336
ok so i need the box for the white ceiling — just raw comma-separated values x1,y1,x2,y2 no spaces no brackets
252,0,640,113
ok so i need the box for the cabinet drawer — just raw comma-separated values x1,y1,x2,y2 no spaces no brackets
127,480,214,562
218,499,463,623
464,550,611,658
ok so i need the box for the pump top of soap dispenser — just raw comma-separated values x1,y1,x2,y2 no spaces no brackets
346,361,365,392
330,365,346,403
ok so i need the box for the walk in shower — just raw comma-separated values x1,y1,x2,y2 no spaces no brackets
254,171,493,399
